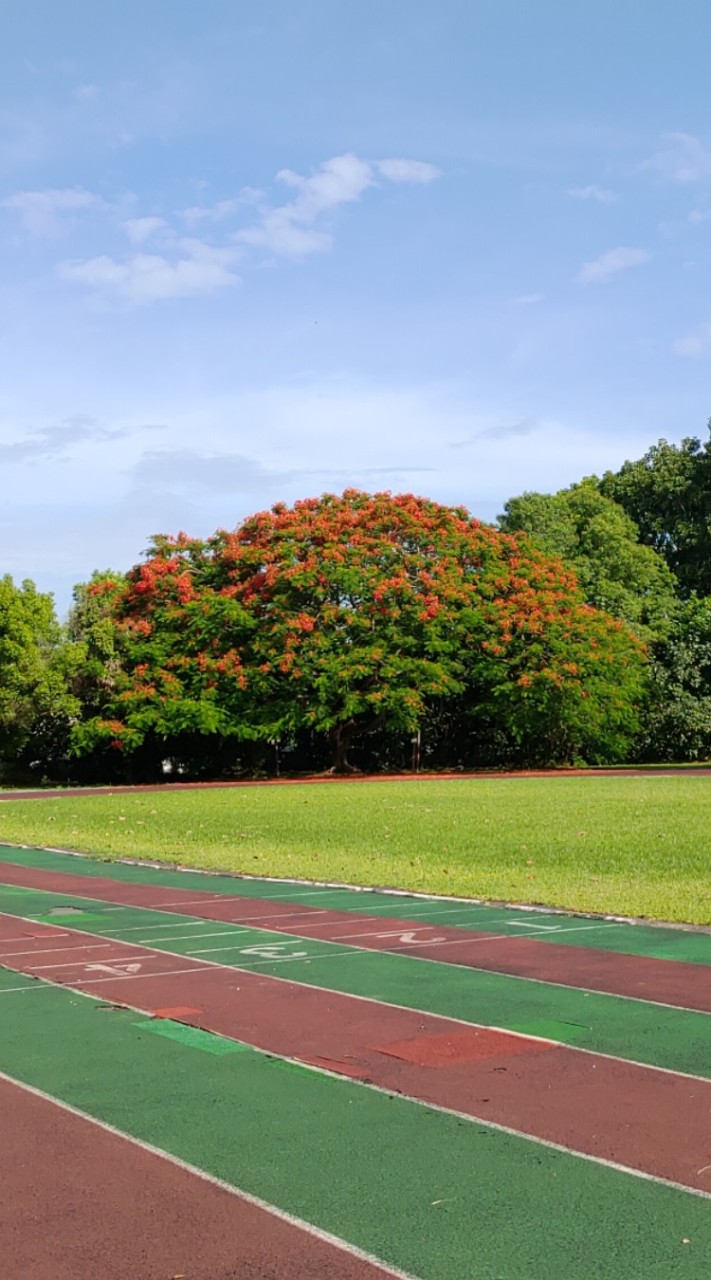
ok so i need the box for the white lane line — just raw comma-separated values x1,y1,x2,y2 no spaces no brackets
2,910,710,1083
109,920,217,934
1,991,710,1204
0,942,116,959
0,1071,421,1280
142,896,231,908
8,846,709,939
138,929,250,944
180,938,711,1019
1,900,708,1022
0,982,57,994
186,922,618,958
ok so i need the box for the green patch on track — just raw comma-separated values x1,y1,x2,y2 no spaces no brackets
133,1018,250,1054
508,1018,592,1044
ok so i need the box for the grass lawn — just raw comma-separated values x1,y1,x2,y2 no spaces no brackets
0,776,709,925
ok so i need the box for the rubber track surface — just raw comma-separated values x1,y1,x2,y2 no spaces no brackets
2,914,710,1192
0,857,708,1012
0,1076,393,1280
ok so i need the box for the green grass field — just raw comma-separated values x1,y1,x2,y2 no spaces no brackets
0,776,710,924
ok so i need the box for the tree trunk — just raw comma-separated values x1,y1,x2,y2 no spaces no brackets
328,723,358,774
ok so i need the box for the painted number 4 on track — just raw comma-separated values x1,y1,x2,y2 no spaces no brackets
84,961,144,976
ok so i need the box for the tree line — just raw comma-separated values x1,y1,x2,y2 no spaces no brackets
5,425,711,782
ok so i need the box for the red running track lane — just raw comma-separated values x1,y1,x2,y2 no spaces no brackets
0,858,709,1013
0,1075,401,1280
1,913,710,1195
2,765,711,802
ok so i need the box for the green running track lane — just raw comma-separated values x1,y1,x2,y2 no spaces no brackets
1,840,710,963
0,976,709,1279
0,879,710,1077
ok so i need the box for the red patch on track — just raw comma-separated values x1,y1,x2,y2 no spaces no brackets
151,1005,204,1019
374,1027,553,1067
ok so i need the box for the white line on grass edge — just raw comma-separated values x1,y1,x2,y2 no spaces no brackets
3,838,710,934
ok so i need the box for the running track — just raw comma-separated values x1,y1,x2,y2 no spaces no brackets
1,841,709,1278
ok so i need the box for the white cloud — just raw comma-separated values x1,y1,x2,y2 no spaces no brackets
568,185,616,204
577,246,649,284
73,83,99,101
122,216,168,244
236,152,441,258
180,189,263,226
3,186,102,235
689,209,711,224
27,152,440,301
60,238,241,304
673,322,711,358
644,132,711,183
376,158,441,184
510,293,545,306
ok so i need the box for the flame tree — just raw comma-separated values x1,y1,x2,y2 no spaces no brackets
71,491,647,774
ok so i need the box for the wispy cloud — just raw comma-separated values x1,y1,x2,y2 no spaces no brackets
55,151,440,300
375,158,441,184
122,216,168,245
449,418,539,448
568,185,616,204
644,132,711,183
2,186,103,235
0,415,151,464
236,152,441,259
577,246,649,284
673,322,711,358
60,238,242,304
179,189,263,227
131,446,436,494
132,449,288,493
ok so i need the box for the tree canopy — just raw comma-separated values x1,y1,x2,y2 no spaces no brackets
600,428,711,597
0,576,80,777
499,479,678,641
14,419,711,782
69,490,646,773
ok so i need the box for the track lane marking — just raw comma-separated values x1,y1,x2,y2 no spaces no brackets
1,890,709,1018
2,886,710,1026
0,1070,421,1280
2,912,711,1086
1,978,710,1202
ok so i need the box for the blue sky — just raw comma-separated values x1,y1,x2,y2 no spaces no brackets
3,1,711,613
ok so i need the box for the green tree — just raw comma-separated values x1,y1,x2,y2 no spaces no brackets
499,479,678,641
637,598,711,762
600,430,711,597
0,576,80,778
